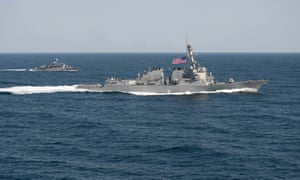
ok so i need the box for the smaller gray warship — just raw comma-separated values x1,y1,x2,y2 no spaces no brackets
29,58,79,72
78,43,267,95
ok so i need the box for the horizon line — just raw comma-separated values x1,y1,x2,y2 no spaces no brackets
0,51,300,54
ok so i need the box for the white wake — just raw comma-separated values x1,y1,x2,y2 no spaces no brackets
0,85,99,95
128,88,258,96
0,69,27,72
0,86,258,96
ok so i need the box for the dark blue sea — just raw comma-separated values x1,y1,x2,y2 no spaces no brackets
0,53,299,179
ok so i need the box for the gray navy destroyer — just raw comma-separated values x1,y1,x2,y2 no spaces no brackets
79,44,267,95
29,58,79,72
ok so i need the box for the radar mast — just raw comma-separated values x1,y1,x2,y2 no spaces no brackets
186,44,198,71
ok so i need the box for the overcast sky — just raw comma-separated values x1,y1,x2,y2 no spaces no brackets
0,0,299,52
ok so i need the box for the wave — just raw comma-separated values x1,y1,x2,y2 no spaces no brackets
0,85,100,95
128,88,258,96
152,145,202,153
0,69,27,72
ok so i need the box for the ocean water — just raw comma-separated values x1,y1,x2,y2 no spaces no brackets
0,53,299,179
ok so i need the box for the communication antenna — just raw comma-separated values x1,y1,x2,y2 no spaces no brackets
185,36,189,46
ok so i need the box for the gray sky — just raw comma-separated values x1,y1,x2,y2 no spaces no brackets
0,0,299,52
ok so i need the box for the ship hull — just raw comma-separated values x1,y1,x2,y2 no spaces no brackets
100,80,267,95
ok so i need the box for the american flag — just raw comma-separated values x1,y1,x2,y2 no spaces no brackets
172,56,187,64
